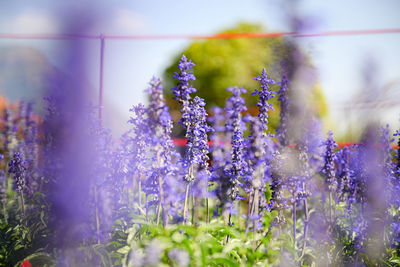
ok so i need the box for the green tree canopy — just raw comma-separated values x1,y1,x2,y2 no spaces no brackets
163,23,327,132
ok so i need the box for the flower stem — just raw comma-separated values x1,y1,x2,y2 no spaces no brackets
293,201,297,248
191,194,195,225
138,174,142,208
245,191,256,235
156,175,165,226
2,200,7,224
252,189,259,251
183,183,190,223
94,185,101,244
145,194,148,222
206,198,209,223
226,212,232,243
301,197,309,257
19,190,25,223
329,191,333,227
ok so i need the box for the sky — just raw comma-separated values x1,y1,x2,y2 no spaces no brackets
0,0,399,137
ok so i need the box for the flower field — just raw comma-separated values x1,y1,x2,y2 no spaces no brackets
0,55,399,267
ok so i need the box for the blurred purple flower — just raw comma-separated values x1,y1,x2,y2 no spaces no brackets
168,248,189,267
276,75,291,147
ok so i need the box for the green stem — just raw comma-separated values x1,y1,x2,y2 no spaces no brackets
191,194,195,225
252,189,259,251
19,190,25,223
2,200,7,224
145,194,148,222
329,191,333,227
156,175,165,226
183,184,190,223
226,212,232,243
245,191,256,236
138,175,142,209
94,185,101,244
301,197,309,257
2,178,7,224
205,197,209,224
293,201,297,248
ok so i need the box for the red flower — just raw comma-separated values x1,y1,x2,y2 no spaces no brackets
21,260,32,267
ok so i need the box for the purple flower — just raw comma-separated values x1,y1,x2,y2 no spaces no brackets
8,152,26,193
242,115,269,192
143,240,164,266
171,55,197,131
208,106,227,168
183,96,213,182
276,75,291,147
224,87,248,201
128,104,152,176
0,155,6,217
393,129,400,206
253,69,276,131
322,130,337,192
335,146,352,201
146,76,177,177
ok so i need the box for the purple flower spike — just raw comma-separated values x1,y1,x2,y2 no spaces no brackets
225,87,248,201
276,75,291,147
8,152,26,193
253,69,276,131
171,55,197,131
322,130,338,192
184,96,213,182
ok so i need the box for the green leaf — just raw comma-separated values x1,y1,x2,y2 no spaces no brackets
117,246,131,255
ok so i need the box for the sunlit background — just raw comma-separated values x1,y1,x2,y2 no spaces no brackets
1,0,399,139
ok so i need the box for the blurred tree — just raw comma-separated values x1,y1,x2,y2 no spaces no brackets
163,23,327,133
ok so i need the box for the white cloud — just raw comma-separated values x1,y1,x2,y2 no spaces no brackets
1,11,59,33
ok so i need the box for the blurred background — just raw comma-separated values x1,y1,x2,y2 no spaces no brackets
0,0,399,140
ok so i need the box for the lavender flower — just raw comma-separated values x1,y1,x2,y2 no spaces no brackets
0,169,6,221
146,77,176,173
146,77,179,224
183,96,213,182
171,55,197,131
335,147,352,201
208,106,226,165
276,75,291,147
2,108,13,155
253,68,276,131
128,104,152,177
8,152,26,193
393,130,400,207
322,131,337,192
379,125,396,206
208,107,231,211
347,145,366,208
0,154,6,223
224,87,248,201
394,129,400,172
391,221,400,250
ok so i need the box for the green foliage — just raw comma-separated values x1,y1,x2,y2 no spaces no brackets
163,22,327,132
0,192,52,267
117,217,282,267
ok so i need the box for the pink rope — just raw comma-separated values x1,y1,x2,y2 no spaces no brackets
0,28,400,40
